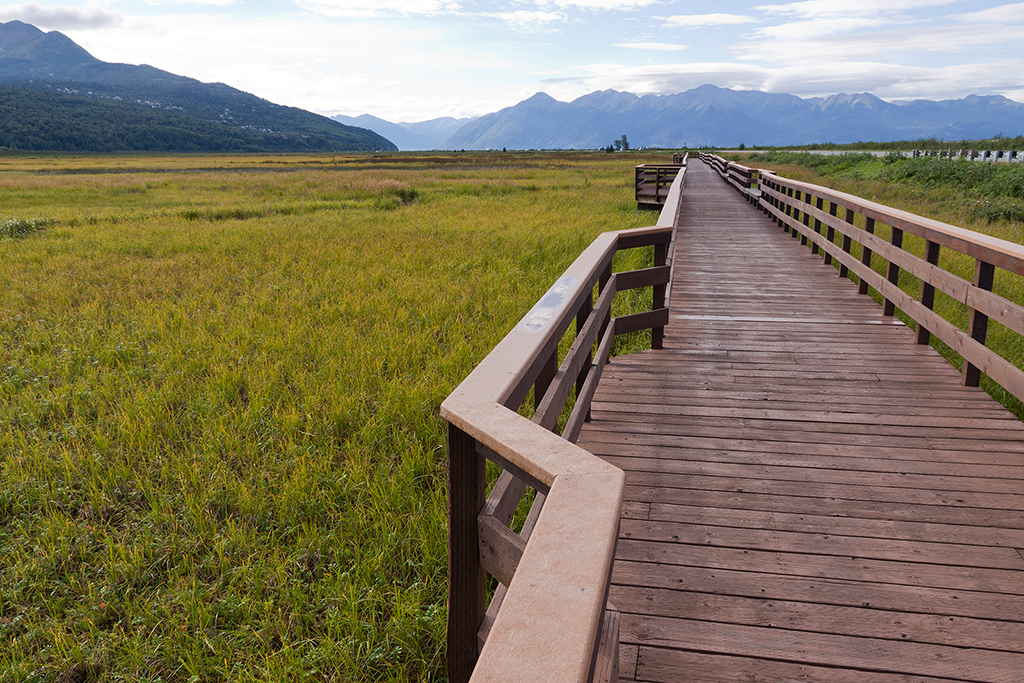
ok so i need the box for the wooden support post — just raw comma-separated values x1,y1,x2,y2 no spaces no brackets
598,263,613,343
534,348,558,415
824,202,838,266
883,228,904,316
790,190,801,239
916,241,941,345
859,217,875,295
784,187,794,233
962,259,996,386
447,423,486,683
577,287,594,422
800,193,810,246
840,208,855,279
652,242,669,349
812,197,824,255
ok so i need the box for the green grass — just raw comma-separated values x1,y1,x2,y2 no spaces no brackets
0,151,667,682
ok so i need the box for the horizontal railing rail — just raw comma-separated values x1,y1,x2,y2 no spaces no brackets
635,153,686,210
700,153,1024,403
443,166,686,683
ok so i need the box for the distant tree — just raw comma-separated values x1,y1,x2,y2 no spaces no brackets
619,134,630,151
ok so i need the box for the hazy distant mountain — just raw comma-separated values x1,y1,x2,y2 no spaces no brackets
439,85,1024,149
330,113,472,150
0,20,396,152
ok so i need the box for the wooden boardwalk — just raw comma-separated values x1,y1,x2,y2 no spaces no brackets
577,161,1024,683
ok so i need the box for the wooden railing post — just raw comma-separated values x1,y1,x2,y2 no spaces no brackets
653,241,669,349
800,192,811,246
962,259,995,386
535,349,558,413
824,202,838,266
812,197,824,255
840,208,855,279
916,241,941,344
790,190,801,239
858,217,875,295
577,290,594,421
883,228,904,316
447,423,486,683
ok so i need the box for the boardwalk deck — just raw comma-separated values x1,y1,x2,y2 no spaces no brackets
577,161,1024,683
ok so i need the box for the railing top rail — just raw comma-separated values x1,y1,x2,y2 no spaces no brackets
761,172,1024,276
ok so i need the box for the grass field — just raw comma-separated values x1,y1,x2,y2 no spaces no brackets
0,151,664,683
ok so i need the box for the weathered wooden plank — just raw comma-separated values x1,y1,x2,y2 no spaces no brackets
619,518,1024,570
635,647,968,683
622,470,1024,510
622,613,1024,682
601,454,1024,495
640,502,1024,548
610,585,1024,652
622,484,1024,530
612,557,1024,616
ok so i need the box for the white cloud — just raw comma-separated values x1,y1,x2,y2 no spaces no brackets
661,13,756,28
954,2,1024,24
0,1,122,29
493,10,565,30
615,42,687,51
752,17,890,39
142,0,236,5
755,0,960,18
294,0,452,18
537,0,656,10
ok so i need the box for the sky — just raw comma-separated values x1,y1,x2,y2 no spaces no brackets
1,0,1022,123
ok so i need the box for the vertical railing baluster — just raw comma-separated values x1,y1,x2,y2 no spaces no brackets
962,259,995,386
447,423,485,683
883,227,904,316
840,208,855,279
916,241,941,345
800,192,810,246
577,288,594,421
812,197,824,255
653,241,669,349
825,203,838,266
859,217,875,295
791,190,801,239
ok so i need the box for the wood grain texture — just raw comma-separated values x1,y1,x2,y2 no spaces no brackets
579,160,1024,682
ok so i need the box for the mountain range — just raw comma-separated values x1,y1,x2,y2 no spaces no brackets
352,86,1024,151
0,20,395,153
3,19,1024,154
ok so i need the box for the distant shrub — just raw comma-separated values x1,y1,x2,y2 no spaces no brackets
0,217,55,238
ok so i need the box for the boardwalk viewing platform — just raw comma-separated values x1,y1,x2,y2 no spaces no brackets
442,155,1024,683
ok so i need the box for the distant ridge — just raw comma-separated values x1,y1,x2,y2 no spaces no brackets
432,85,1024,149
0,20,396,152
330,114,473,151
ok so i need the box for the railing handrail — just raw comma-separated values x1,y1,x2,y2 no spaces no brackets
443,165,687,683
699,152,1024,404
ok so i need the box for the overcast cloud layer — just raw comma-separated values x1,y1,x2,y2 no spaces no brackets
1,0,1021,122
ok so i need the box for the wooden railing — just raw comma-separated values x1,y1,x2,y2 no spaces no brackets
635,153,686,211
701,152,1024,402
442,166,686,683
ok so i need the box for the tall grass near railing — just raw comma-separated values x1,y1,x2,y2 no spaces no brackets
0,151,660,682
744,151,1024,418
